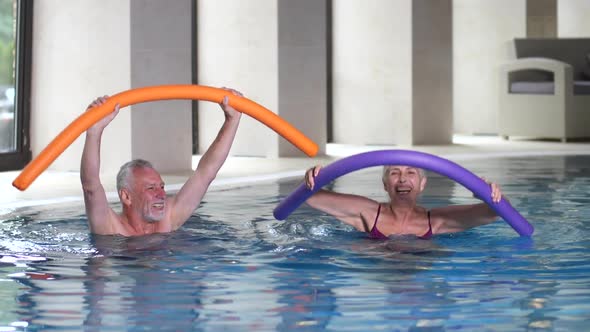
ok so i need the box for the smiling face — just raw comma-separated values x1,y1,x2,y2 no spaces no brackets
125,167,167,223
382,165,427,203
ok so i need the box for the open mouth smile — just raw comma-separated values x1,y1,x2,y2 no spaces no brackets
395,187,412,195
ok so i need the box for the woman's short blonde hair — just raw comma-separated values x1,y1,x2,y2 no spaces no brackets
381,165,426,182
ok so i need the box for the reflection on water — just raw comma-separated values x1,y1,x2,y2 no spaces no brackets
0,155,589,331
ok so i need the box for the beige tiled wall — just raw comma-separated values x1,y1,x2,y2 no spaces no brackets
452,0,526,135
129,0,193,173
197,0,279,158
332,0,413,145
558,0,590,37
31,0,132,174
28,1,590,176
412,0,453,145
197,0,328,158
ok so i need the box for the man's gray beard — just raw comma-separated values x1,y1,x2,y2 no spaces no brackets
145,216,162,223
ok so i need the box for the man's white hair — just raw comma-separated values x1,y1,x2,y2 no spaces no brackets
116,159,155,192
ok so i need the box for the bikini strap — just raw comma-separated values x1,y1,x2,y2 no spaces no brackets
371,204,382,232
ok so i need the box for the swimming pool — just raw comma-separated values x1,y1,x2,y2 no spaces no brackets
1,154,589,331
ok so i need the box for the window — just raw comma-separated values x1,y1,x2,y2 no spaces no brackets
0,0,31,170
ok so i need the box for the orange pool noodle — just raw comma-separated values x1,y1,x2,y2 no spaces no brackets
13,85,319,191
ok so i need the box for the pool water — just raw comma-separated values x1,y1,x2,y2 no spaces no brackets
1,155,589,331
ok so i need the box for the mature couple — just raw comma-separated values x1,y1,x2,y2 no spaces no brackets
82,90,503,238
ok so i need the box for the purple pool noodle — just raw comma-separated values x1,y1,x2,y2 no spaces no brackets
273,150,534,237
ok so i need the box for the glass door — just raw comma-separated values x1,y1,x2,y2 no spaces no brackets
0,0,31,170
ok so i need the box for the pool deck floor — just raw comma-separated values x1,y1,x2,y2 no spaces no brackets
1,135,589,211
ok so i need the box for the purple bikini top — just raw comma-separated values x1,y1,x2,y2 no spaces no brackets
368,204,432,240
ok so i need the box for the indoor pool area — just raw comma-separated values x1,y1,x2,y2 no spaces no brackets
1,150,589,331
3,1,590,331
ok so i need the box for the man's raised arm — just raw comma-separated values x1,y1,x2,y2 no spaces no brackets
80,96,120,234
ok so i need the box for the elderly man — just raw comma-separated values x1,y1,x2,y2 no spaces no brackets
80,87,242,236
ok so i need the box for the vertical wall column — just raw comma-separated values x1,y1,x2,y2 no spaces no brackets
332,0,452,146
31,0,132,174
452,0,526,135
332,0,413,146
130,0,193,173
412,0,453,144
558,0,590,36
197,0,327,158
277,0,328,156
527,0,557,38
32,0,194,175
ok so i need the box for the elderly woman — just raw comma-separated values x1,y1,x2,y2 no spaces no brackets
303,165,503,239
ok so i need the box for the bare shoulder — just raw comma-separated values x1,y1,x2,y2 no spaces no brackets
89,209,124,235
428,207,455,234
357,200,385,232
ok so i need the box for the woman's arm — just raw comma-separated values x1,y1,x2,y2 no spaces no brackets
305,166,378,231
432,180,503,233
